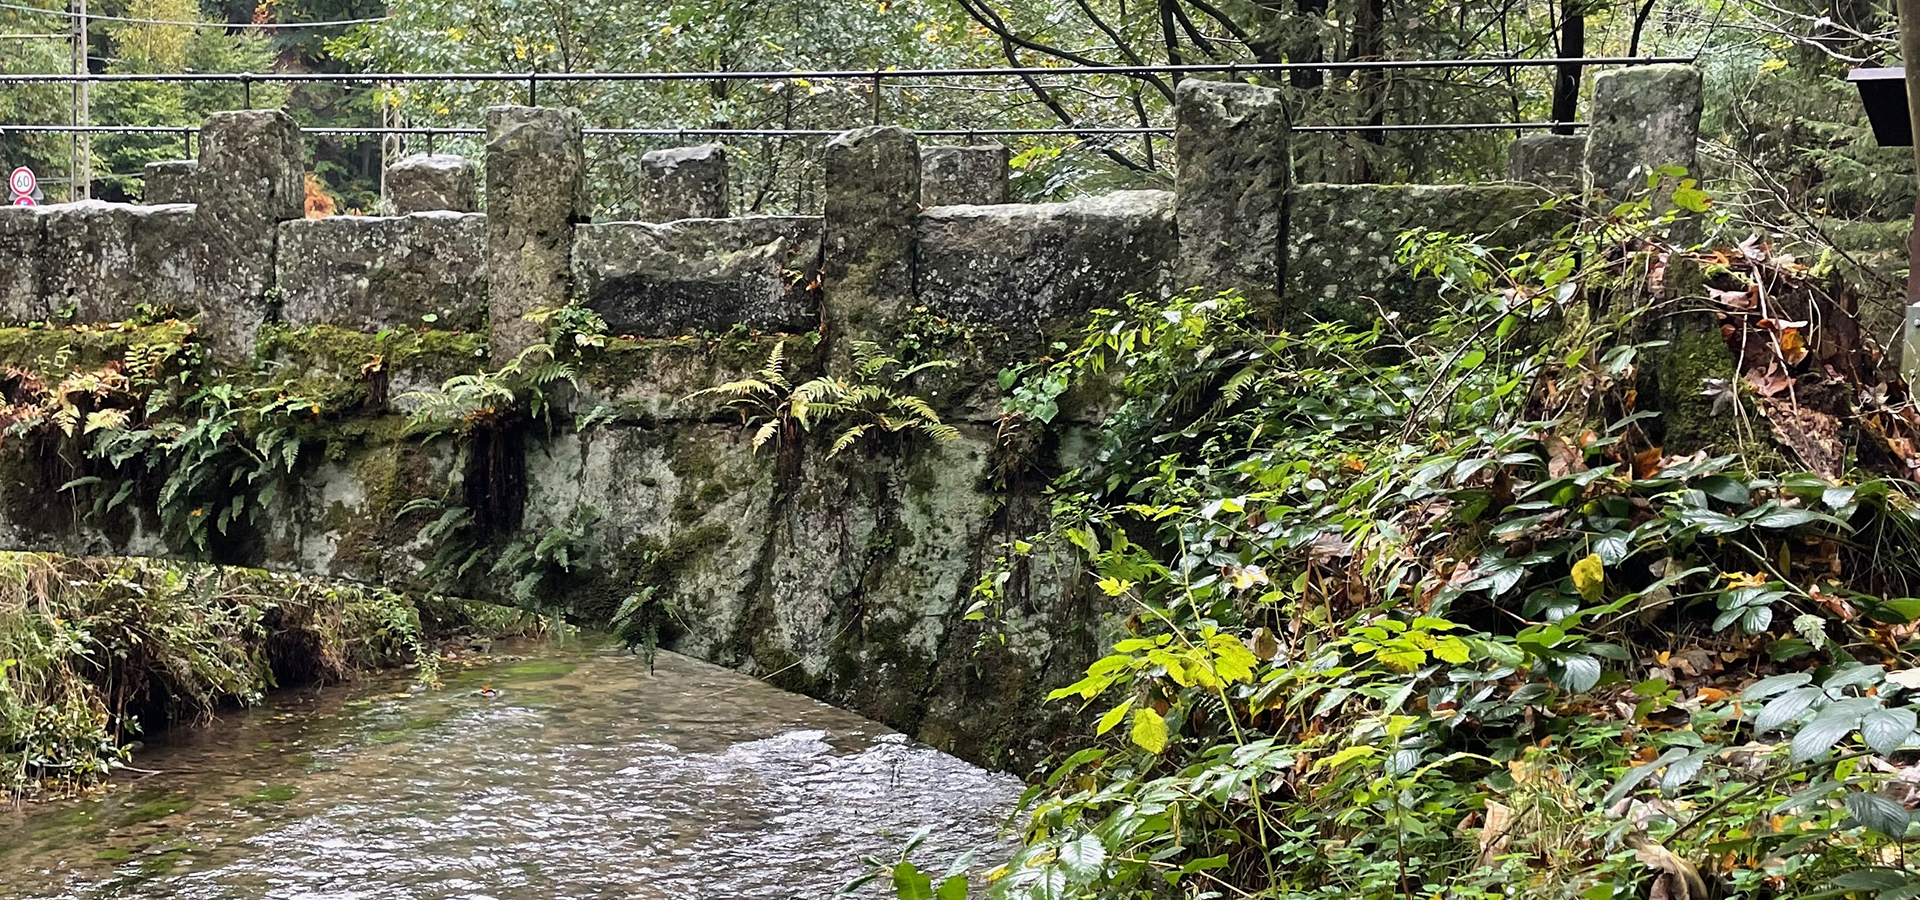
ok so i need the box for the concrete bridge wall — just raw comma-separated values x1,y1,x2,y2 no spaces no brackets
0,66,1702,767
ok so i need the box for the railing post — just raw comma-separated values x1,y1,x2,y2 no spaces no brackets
241,72,253,109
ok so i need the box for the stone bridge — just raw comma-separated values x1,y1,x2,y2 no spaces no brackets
0,67,1701,767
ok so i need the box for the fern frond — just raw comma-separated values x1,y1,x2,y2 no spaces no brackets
751,419,782,451
829,424,872,457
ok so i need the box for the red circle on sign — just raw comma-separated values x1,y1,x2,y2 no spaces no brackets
7,167,34,197
10,196,35,206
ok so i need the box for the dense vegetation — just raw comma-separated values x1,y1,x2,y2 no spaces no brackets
835,183,1920,898
0,551,539,796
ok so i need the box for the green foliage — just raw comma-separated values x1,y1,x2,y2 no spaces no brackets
899,205,1920,898
691,340,960,458
401,341,578,443
0,552,434,797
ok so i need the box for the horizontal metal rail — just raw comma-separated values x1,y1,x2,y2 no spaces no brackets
0,121,1589,138
0,56,1693,85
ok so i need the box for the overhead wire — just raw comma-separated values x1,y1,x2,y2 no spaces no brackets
0,1,386,28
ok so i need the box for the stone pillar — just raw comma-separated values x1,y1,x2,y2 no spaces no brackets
821,125,918,373
386,153,478,214
1173,79,1290,306
197,110,305,225
1583,63,1703,201
639,144,728,221
0,207,45,322
142,159,198,204
1506,134,1586,190
920,145,1009,206
485,105,587,360
193,109,305,357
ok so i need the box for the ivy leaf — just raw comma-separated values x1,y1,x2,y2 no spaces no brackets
1861,707,1917,756
1658,748,1713,795
1754,686,1822,734
1791,703,1865,762
1130,707,1168,754
1844,790,1914,838
1571,553,1604,603
1058,834,1106,879
892,862,933,900
1696,474,1751,504
935,876,968,900
1549,654,1603,693
1743,672,1814,700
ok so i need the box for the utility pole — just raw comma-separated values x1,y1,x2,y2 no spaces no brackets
68,0,88,201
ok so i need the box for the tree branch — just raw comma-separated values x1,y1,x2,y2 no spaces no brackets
1168,0,1226,61
1070,0,1176,99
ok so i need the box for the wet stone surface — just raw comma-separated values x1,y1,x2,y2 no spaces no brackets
0,638,1020,899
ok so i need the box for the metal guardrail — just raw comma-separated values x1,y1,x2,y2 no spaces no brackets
0,56,1680,163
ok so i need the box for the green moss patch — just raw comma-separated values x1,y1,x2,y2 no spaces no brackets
231,784,299,805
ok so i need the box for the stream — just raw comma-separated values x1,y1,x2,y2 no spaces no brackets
0,637,1022,899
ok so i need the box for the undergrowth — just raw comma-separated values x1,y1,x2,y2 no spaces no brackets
858,191,1920,899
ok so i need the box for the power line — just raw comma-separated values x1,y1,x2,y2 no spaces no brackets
0,1,387,28
0,56,1695,85
0,121,1591,138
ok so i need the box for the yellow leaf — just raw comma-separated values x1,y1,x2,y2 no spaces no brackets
1572,553,1604,603
1759,58,1787,73
1313,745,1378,772
1130,707,1168,754
1433,635,1472,665
1095,576,1134,597
1097,700,1132,736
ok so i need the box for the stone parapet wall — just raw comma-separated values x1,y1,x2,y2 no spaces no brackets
0,65,1702,354
915,190,1176,327
276,212,489,333
573,216,822,335
0,65,1704,770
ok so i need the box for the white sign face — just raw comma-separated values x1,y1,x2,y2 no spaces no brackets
7,167,34,197
10,196,34,207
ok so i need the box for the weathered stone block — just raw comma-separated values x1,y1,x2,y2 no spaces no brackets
920,146,1009,206
486,105,588,360
193,109,306,357
914,190,1176,328
142,159,198,205
1285,184,1562,326
0,207,47,322
276,212,488,332
822,125,919,369
37,201,203,322
1585,63,1704,200
385,154,477,214
639,144,729,221
196,110,304,226
1174,79,1290,305
573,216,820,336
1507,133,1586,190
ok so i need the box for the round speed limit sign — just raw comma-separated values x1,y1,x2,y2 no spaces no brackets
8,167,36,198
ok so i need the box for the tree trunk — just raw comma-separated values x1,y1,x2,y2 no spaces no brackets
1291,0,1328,91
1351,0,1385,180
1551,3,1585,135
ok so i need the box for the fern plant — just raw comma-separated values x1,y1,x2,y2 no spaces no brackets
400,342,576,441
689,340,960,457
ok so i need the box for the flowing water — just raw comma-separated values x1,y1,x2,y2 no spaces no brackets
0,637,1022,899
